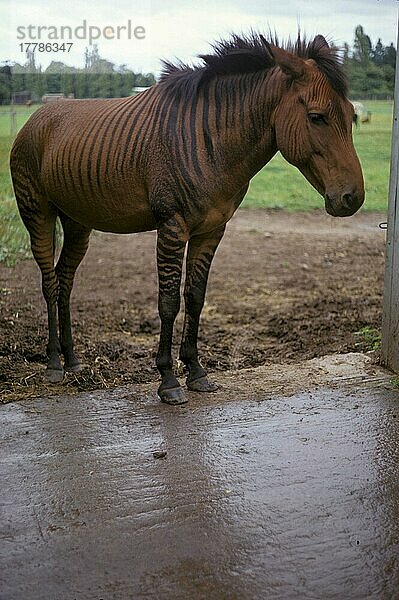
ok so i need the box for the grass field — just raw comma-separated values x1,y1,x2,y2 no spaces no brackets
0,105,37,263
0,100,394,263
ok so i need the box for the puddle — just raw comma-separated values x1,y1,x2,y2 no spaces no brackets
1,383,399,599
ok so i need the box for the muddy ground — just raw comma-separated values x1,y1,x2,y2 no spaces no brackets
0,209,386,403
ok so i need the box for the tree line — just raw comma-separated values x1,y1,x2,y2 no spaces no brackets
344,25,396,99
0,45,155,103
0,25,397,103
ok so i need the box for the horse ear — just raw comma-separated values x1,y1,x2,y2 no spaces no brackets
269,45,306,79
313,34,329,49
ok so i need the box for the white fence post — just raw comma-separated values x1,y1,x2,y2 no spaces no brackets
381,18,399,371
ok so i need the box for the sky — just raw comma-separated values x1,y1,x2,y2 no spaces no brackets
1,0,398,74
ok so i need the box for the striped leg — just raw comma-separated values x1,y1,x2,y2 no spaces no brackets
55,214,91,371
179,225,225,392
19,203,63,382
156,218,188,405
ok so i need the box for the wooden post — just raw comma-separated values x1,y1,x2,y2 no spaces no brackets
381,19,399,371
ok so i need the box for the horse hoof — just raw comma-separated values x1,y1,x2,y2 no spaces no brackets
187,376,218,393
45,368,64,383
65,362,83,373
158,386,188,405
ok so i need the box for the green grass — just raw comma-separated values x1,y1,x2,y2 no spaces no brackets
0,106,38,264
354,325,382,352
0,195,31,265
390,376,399,389
0,100,394,264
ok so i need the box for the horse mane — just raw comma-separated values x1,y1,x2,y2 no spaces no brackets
158,32,348,99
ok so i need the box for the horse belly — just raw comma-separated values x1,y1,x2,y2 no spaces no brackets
43,178,154,233
83,203,157,234
42,157,156,233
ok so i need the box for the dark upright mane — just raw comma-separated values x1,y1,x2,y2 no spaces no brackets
158,32,348,99
290,34,348,97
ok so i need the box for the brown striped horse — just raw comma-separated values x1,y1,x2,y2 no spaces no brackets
10,33,364,404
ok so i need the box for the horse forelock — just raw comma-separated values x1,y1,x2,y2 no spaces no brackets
299,37,348,98
158,32,348,100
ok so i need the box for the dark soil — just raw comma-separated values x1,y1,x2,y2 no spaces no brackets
0,209,386,403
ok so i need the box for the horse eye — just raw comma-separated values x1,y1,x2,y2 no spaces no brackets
308,113,327,124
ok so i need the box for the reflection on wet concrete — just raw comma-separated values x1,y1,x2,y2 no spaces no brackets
1,386,399,599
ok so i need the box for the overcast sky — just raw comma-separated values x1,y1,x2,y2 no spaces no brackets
2,0,398,74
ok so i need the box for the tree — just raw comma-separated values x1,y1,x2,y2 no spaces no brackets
383,43,396,69
343,42,350,67
353,25,372,66
347,25,396,99
45,71,61,93
135,72,156,87
372,38,384,66
0,64,12,103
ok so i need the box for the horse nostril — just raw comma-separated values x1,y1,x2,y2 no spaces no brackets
341,192,354,209
326,188,363,217
339,189,364,216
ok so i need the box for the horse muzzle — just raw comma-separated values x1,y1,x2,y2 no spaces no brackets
325,187,364,217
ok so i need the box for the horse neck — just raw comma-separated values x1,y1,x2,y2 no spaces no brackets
207,69,282,177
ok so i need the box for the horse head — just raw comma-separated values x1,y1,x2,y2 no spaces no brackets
270,36,364,217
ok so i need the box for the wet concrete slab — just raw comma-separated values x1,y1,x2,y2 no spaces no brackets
1,365,399,599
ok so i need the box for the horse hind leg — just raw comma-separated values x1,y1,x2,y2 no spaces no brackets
18,200,64,382
55,214,91,372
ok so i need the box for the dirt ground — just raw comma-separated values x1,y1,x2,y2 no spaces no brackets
0,209,387,403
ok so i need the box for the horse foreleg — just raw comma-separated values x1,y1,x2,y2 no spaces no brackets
179,224,225,392
55,214,91,371
156,217,188,405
